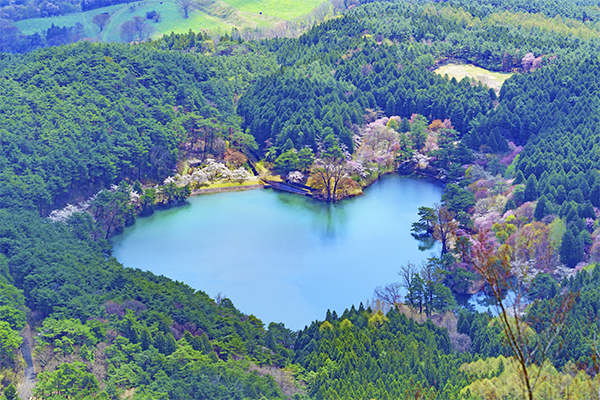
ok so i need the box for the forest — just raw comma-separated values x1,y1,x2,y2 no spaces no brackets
2,0,600,398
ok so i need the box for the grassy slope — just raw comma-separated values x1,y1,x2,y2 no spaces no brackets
14,0,328,42
224,0,327,20
433,63,514,92
14,3,124,37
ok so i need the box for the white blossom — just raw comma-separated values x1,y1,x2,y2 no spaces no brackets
286,171,304,183
230,168,251,182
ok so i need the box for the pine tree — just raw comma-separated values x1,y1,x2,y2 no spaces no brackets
524,174,538,202
503,198,516,214
3,384,17,400
140,327,152,351
590,183,600,207
514,170,525,185
534,196,547,221
201,333,212,354
560,228,582,268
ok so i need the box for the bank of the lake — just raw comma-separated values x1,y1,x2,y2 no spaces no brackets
111,173,443,330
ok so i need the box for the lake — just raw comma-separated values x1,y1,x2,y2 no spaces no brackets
111,174,444,330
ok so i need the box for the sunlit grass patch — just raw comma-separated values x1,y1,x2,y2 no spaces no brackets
434,63,514,92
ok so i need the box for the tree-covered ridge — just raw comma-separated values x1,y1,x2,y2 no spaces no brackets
0,41,276,213
293,306,473,399
0,208,304,397
237,0,600,161
3,0,600,397
524,264,600,369
238,67,364,155
266,1,588,73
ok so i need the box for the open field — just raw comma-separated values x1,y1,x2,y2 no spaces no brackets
224,0,328,20
433,63,514,92
15,4,124,37
14,0,328,42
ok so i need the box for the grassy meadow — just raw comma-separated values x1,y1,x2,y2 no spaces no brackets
14,0,329,42
433,63,514,92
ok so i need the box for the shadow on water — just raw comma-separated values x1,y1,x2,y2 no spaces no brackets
416,236,437,251
455,291,514,316
274,191,348,240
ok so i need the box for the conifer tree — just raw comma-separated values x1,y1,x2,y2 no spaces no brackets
514,170,525,185
524,174,538,202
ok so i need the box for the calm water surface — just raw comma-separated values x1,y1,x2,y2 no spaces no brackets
111,174,443,330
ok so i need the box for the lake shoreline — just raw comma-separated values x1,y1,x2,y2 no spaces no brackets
112,174,444,330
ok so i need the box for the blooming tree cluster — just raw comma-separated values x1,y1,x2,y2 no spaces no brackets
164,159,253,188
286,171,304,183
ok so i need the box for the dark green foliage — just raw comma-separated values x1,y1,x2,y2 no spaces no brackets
411,206,436,237
503,198,516,214
528,265,600,369
472,54,600,212
534,195,548,221
560,227,583,268
442,184,476,214
294,307,470,399
457,310,505,357
513,170,526,185
446,267,477,293
590,183,600,208
0,42,232,211
524,174,538,202
527,274,558,301
3,383,17,400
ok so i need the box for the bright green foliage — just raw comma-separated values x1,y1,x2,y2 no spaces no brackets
38,318,101,355
274,149,299,174
3,383,17,400
0,281,26,331
102,334,285,399
0,321,21,367
296,147,315,173
294,306,469,399
35,362,100,398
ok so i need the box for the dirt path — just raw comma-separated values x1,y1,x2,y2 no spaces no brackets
18,325,36,400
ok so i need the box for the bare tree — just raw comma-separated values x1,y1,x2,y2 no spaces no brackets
310,159,349,201
373,283,402,306
398,262,418,290
471,228,577,400
175,0,199,18
433,204,458,255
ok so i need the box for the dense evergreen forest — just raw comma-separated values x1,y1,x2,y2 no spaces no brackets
3,0,600,398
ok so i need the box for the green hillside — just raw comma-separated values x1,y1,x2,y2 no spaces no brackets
4,0,600,398
14,0,329,44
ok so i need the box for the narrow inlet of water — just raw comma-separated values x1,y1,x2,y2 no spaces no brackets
111,174,444,330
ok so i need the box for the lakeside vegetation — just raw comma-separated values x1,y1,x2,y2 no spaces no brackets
2,0,600,398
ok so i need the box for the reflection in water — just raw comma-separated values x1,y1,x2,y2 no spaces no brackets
112,174,444,330
416,236,437,251
274,191,349,240
456,291,514,316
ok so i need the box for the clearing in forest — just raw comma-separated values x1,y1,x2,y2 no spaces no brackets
433,63,513,92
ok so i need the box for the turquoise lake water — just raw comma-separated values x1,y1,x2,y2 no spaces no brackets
111,174,443,330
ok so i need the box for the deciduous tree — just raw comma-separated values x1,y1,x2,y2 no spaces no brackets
92,12,110,32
